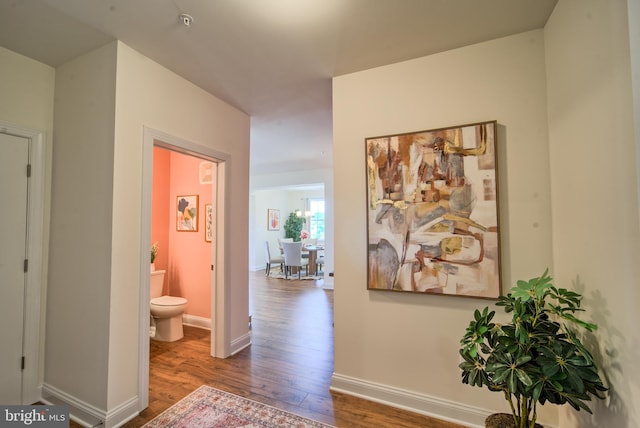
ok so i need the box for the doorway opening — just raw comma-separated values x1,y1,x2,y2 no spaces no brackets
138,127,230,410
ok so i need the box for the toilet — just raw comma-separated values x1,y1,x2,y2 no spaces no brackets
149,270,188,342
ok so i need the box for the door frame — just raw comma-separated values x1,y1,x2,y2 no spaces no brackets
0,121,45,405
138,127,230,410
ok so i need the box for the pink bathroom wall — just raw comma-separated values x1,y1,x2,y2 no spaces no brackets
151,147,170,294
168,151,212,319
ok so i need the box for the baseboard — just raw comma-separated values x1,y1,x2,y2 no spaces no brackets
182,314,211,330
230,332,251,356
181,315,249,357
41,383,104,427
41,383,139,428
104,396,139,428
330,373,487,428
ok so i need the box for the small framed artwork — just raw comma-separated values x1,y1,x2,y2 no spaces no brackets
205,204,213,242
177,195,198,231
267,208,280,231
365,120,501,298
199,161,214,184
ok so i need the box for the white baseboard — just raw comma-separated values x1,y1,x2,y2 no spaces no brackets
180,315,250,357
249,265,264,272
41,383,139,428
182,314,211,330
330,373,487,428
230,332,251,355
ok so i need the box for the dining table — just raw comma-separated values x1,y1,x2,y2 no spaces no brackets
303,244,323,275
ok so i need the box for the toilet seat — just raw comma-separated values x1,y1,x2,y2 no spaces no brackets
151,295,187,306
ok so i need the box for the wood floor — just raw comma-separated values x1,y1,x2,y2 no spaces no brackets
82,271,464,427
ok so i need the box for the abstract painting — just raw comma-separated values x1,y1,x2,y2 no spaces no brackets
177,195,198,231
366,121,501,298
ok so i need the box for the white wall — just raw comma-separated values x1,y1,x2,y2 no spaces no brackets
545,1,640,427
46,42,117,409
45,40,250,425
250,187,324,269
0,46,55,133
0,46,55,404
332,30,556,426
110,41,250,411
251,189,289,270
250,168,334,284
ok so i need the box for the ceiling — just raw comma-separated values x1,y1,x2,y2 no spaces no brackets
0,0,557,176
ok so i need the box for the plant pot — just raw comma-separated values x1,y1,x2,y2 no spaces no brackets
485,413,543,428
150,262,156,272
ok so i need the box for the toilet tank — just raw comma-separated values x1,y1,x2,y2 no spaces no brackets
150,270,166,299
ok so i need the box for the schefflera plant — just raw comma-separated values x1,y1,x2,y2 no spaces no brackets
459,270,607,428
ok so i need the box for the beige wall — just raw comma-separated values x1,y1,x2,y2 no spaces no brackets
46,41,118,408
0,45,55,404
0,46,55,132
110,41,250,411
44,41,250,424
333,2,639,427
332,30,556,426
545,1,640,427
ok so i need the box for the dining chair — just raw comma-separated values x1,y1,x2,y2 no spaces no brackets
281,241,309,279
278,237,293,255
316,255,324,274
263,241,284,277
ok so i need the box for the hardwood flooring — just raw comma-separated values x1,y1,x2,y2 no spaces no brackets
77,271,463,427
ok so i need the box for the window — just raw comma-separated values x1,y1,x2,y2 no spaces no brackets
308,199,325,240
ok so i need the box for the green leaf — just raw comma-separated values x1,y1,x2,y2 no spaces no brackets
515,368,533,386
492,367,511,384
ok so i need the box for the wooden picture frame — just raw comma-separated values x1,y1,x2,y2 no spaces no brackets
267,208,280,231
177,195,198,231
365,120,501,298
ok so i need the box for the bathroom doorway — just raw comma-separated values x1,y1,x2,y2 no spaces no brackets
150,147,214,331
138,127,230,410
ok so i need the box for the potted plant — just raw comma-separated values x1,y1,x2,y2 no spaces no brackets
150,241,159,271
283,212,306,242
459,269,607,428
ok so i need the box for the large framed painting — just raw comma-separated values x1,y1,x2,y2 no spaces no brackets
177,195,198,231
365,120,501,298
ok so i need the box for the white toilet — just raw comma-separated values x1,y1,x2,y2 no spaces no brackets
149,270,188,342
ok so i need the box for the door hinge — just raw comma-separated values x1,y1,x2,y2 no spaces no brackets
27,163,32,177
21,356,25,370
211,265,214,271
24,259,28,272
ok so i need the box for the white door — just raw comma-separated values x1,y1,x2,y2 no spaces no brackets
0,132,29,404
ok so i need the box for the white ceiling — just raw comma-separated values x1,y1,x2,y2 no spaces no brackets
0,0,557,175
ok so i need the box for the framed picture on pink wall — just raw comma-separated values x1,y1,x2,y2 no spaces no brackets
205,204,213,242
177,195,198,231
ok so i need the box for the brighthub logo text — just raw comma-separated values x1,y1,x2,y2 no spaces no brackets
1,406,68,427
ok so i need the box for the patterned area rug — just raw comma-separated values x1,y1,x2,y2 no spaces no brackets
143,385,335,427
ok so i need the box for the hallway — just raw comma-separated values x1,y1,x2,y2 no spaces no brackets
115,271,462,427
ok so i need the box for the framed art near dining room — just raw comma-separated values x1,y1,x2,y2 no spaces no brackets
177,195,198,231
365,120,501,298
267,208,280,231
